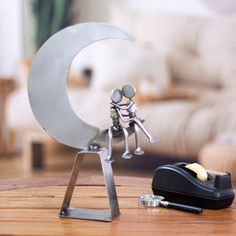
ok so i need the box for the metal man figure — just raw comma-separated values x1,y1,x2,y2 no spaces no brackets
108,88,132,160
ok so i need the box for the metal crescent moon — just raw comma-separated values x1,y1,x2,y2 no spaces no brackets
28,23,134,149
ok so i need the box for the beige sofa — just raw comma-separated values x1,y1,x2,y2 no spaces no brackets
5,9,236,161
109,6,236,158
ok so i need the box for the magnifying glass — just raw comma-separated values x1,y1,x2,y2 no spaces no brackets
138,195,203,213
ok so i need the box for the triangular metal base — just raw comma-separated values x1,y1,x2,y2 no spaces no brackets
59,148,120,222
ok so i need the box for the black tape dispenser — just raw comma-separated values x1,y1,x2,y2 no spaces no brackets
152,162,235,209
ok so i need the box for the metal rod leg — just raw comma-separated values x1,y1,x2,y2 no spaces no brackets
60,152,84,214
100,149,120,219
134,123,144,155
134,118,157,144
107,127,113,161
122,128,132,159
59,148,120,222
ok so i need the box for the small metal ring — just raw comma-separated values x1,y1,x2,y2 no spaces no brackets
138,194,165,208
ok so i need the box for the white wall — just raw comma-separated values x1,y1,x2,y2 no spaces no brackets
117,0,214,16
75,0,111,22
22,0,36,58
0,0,23,77
1,0,232,78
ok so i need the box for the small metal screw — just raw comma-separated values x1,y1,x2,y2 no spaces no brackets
89,144,100,151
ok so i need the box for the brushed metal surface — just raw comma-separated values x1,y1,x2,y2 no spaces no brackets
28,23,134,149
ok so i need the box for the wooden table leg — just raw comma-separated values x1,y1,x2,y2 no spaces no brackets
22,132,47,175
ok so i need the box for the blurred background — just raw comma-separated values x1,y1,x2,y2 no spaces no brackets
1,0,236,180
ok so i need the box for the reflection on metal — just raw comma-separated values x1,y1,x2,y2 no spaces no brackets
28,23,134,222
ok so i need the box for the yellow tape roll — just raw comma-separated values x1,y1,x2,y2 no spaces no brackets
185,163,208,182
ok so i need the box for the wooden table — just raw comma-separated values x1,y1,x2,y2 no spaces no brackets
0,176,235,235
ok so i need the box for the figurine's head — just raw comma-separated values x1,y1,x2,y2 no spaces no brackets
122,83,136,99
110,89,123,103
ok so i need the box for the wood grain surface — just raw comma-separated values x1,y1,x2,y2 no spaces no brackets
0,176,235,235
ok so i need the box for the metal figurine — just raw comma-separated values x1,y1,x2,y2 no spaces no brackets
108,84,157,160
108,89,132,160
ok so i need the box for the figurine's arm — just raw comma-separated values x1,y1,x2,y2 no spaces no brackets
111,101,134,110
117,103,127,107
116,108,130,122
123,100,134,109
111,102,127,110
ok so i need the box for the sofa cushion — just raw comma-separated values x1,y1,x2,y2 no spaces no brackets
111,5,236,89
112,6,203,54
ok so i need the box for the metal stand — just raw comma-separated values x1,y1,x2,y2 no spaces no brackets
59,148,120,222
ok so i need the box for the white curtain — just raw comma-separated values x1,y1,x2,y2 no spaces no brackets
0,0,23,77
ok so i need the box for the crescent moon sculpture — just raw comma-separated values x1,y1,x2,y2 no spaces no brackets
28,23,137,222
28,22,134,150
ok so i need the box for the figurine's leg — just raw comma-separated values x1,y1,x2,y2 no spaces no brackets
133,123,144,155
134,118,157,144
107,127,113,161
122,128,132,159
